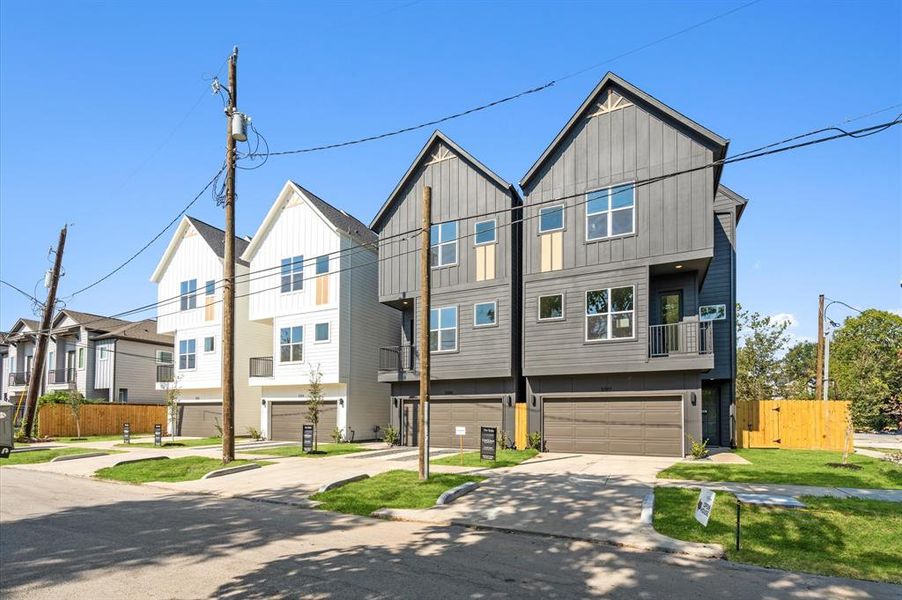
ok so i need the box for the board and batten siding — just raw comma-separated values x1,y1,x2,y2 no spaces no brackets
156,226,224,334
522,87,715,276
377,139,515,301
93,339,115,392
699,198,737,381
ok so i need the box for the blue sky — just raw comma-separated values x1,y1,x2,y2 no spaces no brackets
1,0,899,341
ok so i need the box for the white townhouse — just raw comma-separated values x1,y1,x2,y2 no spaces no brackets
151,216,270,437
240,181,399,443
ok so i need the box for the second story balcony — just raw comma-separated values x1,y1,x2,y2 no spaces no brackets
648,321,713,358
8,371,30,388
47,368,76,386
378,345,418,382
249,356,273,378
156,364,175,384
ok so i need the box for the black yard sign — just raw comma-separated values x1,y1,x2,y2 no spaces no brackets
480,427,497,462
122,422,131,444
302,424,314,452
154,424,163,447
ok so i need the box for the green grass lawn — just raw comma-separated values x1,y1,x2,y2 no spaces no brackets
245,443,369,458
653,487,902,583
2,447,112,466
94,456,269,483
115,436,224,449
431,448,538,468
311,469,484,516
658,449,902,489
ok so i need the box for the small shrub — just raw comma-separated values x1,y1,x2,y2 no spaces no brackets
246,426,263,441
213,420,223,438
526,431,542,451
687,434,709,459
330,427,344,444
497,430,513,450
382,425,399,446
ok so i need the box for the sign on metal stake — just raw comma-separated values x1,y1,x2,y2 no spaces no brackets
122,422,131,445
480,427,497,462
302,424,314,453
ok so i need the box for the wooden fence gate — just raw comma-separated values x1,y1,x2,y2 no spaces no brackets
38,404,168,437
736,399,851,451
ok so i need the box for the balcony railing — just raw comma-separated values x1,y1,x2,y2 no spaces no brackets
47,368,76,385
8,371,30,386
379,345,418,373
249,356,273,378
156,364,174,383
648,321,713,358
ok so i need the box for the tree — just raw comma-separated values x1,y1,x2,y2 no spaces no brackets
830,309,902,431
306,364,324,452
64,391,89,439
781,341,817,399
163,375,182,442
736,305,791,402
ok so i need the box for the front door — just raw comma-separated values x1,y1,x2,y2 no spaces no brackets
659,291,682,353
702,386,721,446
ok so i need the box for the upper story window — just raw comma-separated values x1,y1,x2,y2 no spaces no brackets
586,183,635,240
180,279,197,311
203,336,215,353
586,286,635,341
98,346,110,360
281,256,304,293
279,326,303,363
538,206,564,233
314,322,330,343
205,280,215,296
178,339,196,370
316,255,330,275
429,306,457,352
474,301,497,327
430,222,458,268
156,350,173,364
474,219,496,245
538,294,564,321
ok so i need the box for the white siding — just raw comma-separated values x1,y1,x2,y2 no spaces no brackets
156,224,224,334
93,339,115,394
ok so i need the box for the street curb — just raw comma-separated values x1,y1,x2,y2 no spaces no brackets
202,462,262,479
437,481,481,505
113,456,170,467
318,474,369,493
10,446,63,453
50,452,109,462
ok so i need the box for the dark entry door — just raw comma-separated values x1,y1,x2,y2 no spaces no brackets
702,386,721,445
659,291,682,353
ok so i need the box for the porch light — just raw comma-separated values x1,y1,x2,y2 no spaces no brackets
675,264,683,269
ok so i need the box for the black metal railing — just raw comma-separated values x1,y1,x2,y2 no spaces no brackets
8,371,29,386
249,356,273,378
379,345,418,372
156,364,175,383
648,321,713,358
47,368,76,385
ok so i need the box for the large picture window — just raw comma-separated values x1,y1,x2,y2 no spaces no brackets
430,222,458,267
586,183,635,240
429,306,458,352
180,279,197,311
279,326,303,363
281,256,304,293
586,286,635,341
178,339,196,370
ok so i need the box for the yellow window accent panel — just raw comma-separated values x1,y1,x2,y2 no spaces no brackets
475,244,496,281
316,275,329,305
540,231,563,272
204,296,215,321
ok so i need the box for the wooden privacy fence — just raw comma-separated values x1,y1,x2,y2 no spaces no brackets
736,399,851,451
38,404,168,437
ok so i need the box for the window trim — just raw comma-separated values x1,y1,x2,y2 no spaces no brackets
585,182,636,242
474,219,497,246
279,325,304,364
314,322,331,344
315,255,330,275
178,339,196,371
280,255,304,294
538,205,565,234
473,301,498,328
98,346,110,361
584,285,637,343
179,279,198,311
430,221,459,269
203,336,215,353
156,350,173,365
205,280,215,296
537,293,565,322
77,347,85,369
429,305,459,353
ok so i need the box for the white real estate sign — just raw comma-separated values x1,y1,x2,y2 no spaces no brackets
695,487,716,527
455,426,466,436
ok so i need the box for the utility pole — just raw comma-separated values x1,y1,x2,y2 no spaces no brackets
221,47,238,463
22,225,67,438
418,186,432,480
815,294,825,402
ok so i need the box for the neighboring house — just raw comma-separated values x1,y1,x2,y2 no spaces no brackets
151,216,270,437
5,318,42,416
0,332,9,402
91,318,175,403
240,181,399,442
518,72,745,456
371,131,523,449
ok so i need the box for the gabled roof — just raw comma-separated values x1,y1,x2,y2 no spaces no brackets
150,215,249,282
241,181,377,262
370,130,515,231
51,309,129,333
95,319,173,345
7,318,40,341
716,185,749,223
520,72,729,190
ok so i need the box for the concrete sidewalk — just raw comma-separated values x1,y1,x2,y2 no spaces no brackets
656,479,902,502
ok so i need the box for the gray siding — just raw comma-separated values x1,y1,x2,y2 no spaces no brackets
522,87,715,275
649,271,699,324
699,210,735,380
114,339,166,404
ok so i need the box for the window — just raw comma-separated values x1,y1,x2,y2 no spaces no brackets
474,219,496,245
586,183,635,240
279,326,303,362
77,347,85,369
586,286,635,341
118,389,128,403
156,350,173,364
98,346,110,360
539,205,564,233
180,279,197,310
204,336,215,353
316,255,330,275
178,339,196,369
474,301,497,327
205,280,215,296
280,256,304,293
538,294,564,320
430,221,458,267
314,322,330,343
48,352,55,372
429,306,458,352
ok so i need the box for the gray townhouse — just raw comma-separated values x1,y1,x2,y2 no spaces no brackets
372,131,523,449
520,73,745,456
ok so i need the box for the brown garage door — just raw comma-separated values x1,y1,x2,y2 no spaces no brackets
270,401,337,443
543,396,682,456
428,399,502,449
178,403,222,437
